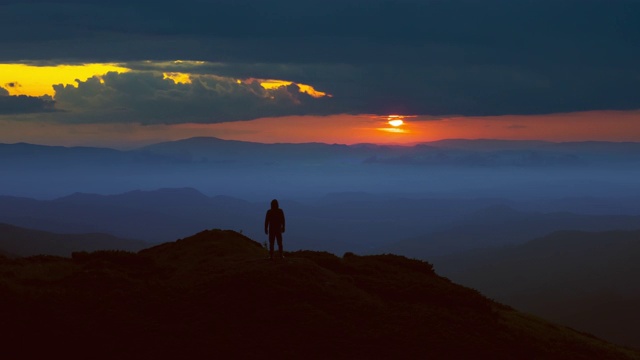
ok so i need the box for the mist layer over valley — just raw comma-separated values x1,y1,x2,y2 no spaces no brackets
3,137,640,200
2,138,640,254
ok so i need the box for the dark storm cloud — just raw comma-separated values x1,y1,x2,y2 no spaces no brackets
0,96,51,114
0,92,56,114
1,0,639,117
51,71,338,124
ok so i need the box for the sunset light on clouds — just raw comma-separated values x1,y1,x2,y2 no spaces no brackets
0,1,638,148
3,58,639,149
0,63,130,97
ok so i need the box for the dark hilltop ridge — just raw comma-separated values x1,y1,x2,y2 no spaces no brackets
1,230,638,359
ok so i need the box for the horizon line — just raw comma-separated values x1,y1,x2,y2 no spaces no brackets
3,136,640,151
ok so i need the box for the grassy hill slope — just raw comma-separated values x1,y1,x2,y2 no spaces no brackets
433,229,640,348
0,229,637,359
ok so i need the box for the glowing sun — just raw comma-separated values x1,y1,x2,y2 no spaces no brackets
387,115,405,127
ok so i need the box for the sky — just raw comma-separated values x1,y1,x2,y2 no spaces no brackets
1,0,639,148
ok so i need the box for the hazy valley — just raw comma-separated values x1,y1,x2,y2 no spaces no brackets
3,137,640,200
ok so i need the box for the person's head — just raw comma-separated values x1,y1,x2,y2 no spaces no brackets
270,199,279,209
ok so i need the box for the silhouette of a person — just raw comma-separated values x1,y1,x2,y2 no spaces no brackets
265,199,285,260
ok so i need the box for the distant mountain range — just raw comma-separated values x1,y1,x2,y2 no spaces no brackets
0,188,253,244
139,137,640,166
2,137,639,199
0,187,510,254
1,229,637,359
378,205,640,257
433,229,640,349
3,187,640,257
0,223,147,257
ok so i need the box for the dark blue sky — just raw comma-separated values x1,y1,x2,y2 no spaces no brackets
1,0,639,118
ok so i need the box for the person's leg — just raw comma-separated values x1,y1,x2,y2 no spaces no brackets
268,232,276,259
276,233,283,258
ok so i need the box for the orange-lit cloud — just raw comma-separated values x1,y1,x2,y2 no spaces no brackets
296,84,330,98
0,61,333,122
242,78,330,98
163,72,191,84
0,61,329,101
0,63,130,96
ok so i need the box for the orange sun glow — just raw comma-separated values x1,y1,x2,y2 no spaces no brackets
387,115,406,127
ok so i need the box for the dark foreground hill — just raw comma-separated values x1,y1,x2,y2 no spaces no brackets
433,229,640,349
0,230,638,359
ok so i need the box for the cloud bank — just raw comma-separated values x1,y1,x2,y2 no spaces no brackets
0,87,56,114
0,0,638,121
50,71,338,124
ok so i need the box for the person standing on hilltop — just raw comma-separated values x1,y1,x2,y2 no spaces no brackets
265,199,286,260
